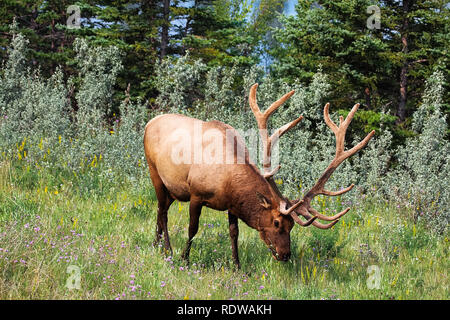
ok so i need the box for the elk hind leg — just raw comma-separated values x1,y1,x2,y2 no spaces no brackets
149,165,174,255
181,197,202,262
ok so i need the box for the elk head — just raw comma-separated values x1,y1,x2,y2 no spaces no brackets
253,191,294,261
248,83,375,260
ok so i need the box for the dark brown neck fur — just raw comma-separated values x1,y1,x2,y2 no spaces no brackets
227,163,277,230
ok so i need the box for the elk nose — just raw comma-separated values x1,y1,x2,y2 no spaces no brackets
280,253,291,262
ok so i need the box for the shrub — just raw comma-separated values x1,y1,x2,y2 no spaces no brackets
0,33,447,234
388,71,449,233
0,33,148,181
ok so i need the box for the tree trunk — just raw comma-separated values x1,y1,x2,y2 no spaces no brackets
160,0,170,60
365,87,371,109
398,64,408,123
397,0,412,123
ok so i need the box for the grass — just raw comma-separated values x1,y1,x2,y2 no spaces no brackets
0,159,448,300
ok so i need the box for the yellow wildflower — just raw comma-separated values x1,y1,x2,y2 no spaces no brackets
72,218,78,228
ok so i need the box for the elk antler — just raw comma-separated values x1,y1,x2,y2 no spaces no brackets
249,83,375,229
292,103,375,228
249,84,308,226
249,84,303,180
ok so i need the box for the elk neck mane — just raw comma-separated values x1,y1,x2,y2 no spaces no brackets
227,163,277,231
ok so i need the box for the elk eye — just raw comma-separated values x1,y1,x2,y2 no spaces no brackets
274,220,280,228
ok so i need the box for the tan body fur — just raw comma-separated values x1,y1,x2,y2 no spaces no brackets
144,114,287,267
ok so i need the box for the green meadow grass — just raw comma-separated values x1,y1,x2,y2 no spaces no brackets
0,160,448,300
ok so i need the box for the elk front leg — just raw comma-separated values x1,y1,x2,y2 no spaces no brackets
228,213,240,269
181,197,202,263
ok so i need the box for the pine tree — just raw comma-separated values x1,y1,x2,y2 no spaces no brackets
271,0,449,133
0,0,98,75
172,0,260,68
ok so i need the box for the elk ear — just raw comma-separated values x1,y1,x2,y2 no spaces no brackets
256,192,271,209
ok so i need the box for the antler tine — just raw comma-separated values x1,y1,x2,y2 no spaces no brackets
249,84,263,120
308,207,350,221
345,129,375,159
290,103,375,228
263,165,281,179
279,199,304,215
270,116,304,141
291,213,317,227
321,183,355,196
311,219,340,229
279,200,317,227
324,103,339,135
342,103,360,131
265,90,296,120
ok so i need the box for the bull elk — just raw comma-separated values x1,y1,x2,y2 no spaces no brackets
143,84,375,268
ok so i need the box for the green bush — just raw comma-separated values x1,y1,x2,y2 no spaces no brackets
0,31,448,234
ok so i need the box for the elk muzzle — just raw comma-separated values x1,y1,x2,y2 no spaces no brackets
260,230,291,262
